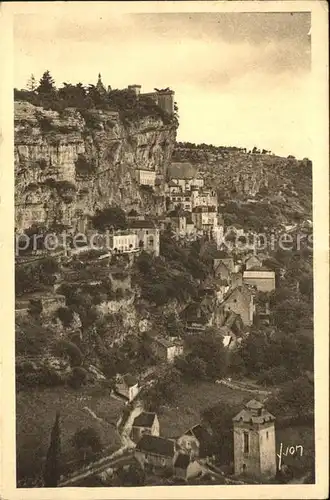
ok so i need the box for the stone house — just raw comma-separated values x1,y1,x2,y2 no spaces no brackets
214,261,232,282
129,219,160,257
135,169,156,187
243,267,276,292
181,298,214,333
135,435,176,471
130,412,160,444
115,374,139,402
173,454,203,481
191,205,218,231
149,336,184,364
213,256,235,274
220,286,255,327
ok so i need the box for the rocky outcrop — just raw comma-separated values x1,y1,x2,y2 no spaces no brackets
15,101,177,230
173,145,312,216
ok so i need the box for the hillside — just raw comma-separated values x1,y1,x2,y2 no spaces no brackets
173,142,312,230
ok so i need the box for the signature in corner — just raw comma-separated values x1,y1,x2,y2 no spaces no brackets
277,442,304,471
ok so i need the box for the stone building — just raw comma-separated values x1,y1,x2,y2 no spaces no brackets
243,267,276,292
131,412,160,444
135,169,156,187
129,219,160,256
233,399,277,480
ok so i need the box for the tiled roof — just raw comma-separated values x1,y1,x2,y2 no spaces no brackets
233,400,275,424
133,412,157,428
122,374,138,387
246,266,273,272
136,435,175,457
129,219,157,229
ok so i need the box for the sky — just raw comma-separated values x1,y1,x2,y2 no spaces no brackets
14,9,312,159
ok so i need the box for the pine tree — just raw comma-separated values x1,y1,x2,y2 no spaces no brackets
26,74,37,92
43,412,61,487
37,70,56,95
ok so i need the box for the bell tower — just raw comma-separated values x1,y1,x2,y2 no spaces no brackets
233,399,276,480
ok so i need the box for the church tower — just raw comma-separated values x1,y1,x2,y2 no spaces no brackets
233,399,276,480
96,73,107,95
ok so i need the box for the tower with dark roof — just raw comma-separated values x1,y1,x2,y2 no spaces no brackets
232,399,276,479
96,73,107,95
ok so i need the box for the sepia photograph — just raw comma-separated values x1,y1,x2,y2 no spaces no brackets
0,1,328,498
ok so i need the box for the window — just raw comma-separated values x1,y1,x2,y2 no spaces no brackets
243,431,249,454
266,431,269,439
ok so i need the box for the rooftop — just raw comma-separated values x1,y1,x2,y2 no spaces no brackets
245,266,273,272
233,399,275,424
132,412,157,428
122,374,138,387
136,435,175,457
129,219,158,229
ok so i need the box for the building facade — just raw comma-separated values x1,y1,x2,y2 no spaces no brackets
129,220,160,256
136,169,156,187
243,268,276,292
131,412,160,444
110,231,139,254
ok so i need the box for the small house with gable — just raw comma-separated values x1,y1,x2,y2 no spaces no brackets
115,374,139,402
130,412,160,444
149,335,184,364
135,435,176,471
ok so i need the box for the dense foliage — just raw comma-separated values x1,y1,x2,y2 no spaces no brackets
14,71,178,126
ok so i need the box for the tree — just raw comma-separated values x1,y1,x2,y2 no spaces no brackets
26,74,37,92
92,206,127,231
43,412,61,487
72,427,102,460
37,70,56,95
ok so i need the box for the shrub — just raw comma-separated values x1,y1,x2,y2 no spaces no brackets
53,339,83,367
68,366,88,388
57,306,74,327
72,427,102,458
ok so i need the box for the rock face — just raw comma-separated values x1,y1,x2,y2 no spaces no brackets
15,101,177,230
173,145,312,215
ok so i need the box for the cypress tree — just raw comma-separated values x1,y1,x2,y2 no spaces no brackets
43,412,61,487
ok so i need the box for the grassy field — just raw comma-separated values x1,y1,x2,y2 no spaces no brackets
158,381,255,438
16,385,125,483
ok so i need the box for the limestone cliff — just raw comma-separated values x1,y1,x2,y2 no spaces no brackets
15,101,177,230
173,144,312,219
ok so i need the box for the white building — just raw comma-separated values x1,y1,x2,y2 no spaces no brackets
129,219,160,256
191,189,218,210
136,169,156,187
110,231,139,253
